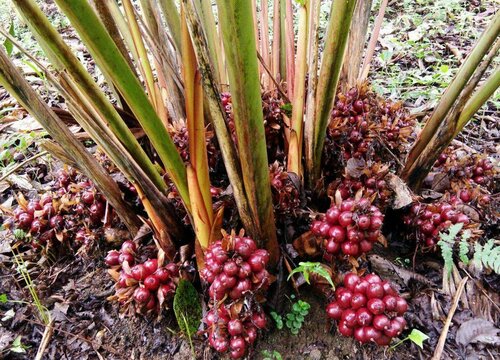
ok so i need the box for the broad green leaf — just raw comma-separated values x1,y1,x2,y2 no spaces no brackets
407,329,429,349
173,280,202,337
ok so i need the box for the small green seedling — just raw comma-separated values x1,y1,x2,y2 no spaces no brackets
262,349,283,360
270,311,283,330
10,336,29,354
288,262,334,289
285,300,310,335
390,329,429,350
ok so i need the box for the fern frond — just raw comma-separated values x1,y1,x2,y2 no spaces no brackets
471,239,500,274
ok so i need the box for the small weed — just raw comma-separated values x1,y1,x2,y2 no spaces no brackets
390,328,429,350
262,349,283,360
285,300,310,335
288,261,334,288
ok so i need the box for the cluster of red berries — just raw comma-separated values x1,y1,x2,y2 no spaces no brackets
269,162,301,217
168,120,219,169
326,273,408,345
201,233,270,358
404,201,471,247
434,152,496,189
106,240,179,313
205,304,266,359
330,162,391,208
7,169,106,249
311,198,384,258
323,86,415,174
201,236,270,301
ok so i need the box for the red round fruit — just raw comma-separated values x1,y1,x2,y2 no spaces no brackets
325,239,340,253
329,226,346,243
383,295,397,311
252,311,267,329
26,201,42,215
341,309,358,328
105,250,121,266
367,298,385,315
210,334,229,353
131,264,148,281
49,215,64,229
154,268,170,283
319,223,331,237
357,215,371,230
228,319,243,336
311,220,323,235
248,253,266,272
342,242,359,257
30,219,45,233
373,314,390,331
223,260,239,277
341,200,355,212
441,209,458,223
354,326,368,343
81,191,94,205
365,274,381,284
121,240,137,254
143,259,158,275
347,228,361,243
338,320,354,337
367,283,384,299
354,280,369,294
17,212,33,230
234,237,256,259
381,281,397,296
133,287,151,303
338,211,354,227
337,289,353,309
351,293,367,309
365,326,382,342
89,202,105,219
144,275,160,291
326,207,341,224
165,263,179,276
118,252,134,265
369,216,383,230
384,319,403,338
245,325,257,344
237,262,251,279
356,308,373,326
326,302,343,320
159,284,174,297
395,297,408,315
220,273,237,289
343,273,360,290
459,190,471,203
230,348,246,359
230,335,246,352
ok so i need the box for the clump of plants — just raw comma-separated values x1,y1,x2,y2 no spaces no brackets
326,273,408,345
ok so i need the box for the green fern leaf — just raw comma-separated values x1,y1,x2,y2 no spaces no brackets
438,239,454,276
459,240,470,265
473,242,484,270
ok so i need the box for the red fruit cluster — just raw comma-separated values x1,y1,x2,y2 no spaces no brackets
168,120,219,169
433,152,496,190
202,233,270,358
269,162,301,217
326,273,408,346
8,169,107,249
330,162,391,208
311,198,384,258
205,305,266,359
325,86,415,166
404,201,471,247
201,237,270,301
107,241,179,313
